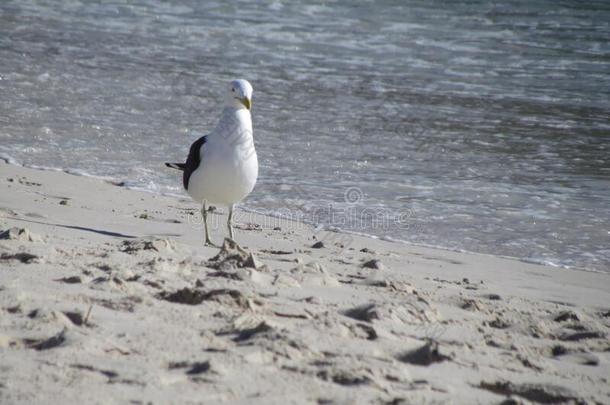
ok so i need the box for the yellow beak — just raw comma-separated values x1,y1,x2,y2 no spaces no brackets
241,97,251,110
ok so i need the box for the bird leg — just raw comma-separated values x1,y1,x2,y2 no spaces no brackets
227,204,235,240
201,201,217,247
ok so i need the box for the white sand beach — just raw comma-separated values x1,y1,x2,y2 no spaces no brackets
1,160,609,404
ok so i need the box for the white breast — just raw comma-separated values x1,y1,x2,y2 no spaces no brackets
186,108,258,205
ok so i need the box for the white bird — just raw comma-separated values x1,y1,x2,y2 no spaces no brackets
166,79,258,246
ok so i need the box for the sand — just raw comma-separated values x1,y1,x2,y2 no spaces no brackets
1,160,609,404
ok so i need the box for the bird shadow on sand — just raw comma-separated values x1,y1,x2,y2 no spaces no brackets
153,233,182,238
7,217,137,239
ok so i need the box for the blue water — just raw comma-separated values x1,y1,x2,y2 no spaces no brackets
1,1,609,272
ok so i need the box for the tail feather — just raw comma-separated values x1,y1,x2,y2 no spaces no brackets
165,162,186,171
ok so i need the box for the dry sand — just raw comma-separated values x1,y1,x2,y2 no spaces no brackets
1,160,609,404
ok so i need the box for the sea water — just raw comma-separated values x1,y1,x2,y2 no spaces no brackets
1,0,609,272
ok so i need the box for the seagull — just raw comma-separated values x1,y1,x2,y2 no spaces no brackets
166,79,258,246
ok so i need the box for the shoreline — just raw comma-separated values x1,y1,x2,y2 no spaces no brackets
1,160,609,403
1,157,601,275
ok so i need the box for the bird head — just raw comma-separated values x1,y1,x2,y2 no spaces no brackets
226,79,253,111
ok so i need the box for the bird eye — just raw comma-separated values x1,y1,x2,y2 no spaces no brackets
232,88,235,92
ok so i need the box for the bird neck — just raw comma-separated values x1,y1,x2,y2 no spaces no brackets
221,105,250,117
213,107,253,141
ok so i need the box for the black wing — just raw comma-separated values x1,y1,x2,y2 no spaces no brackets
182,135,208,190
165,162,186,170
